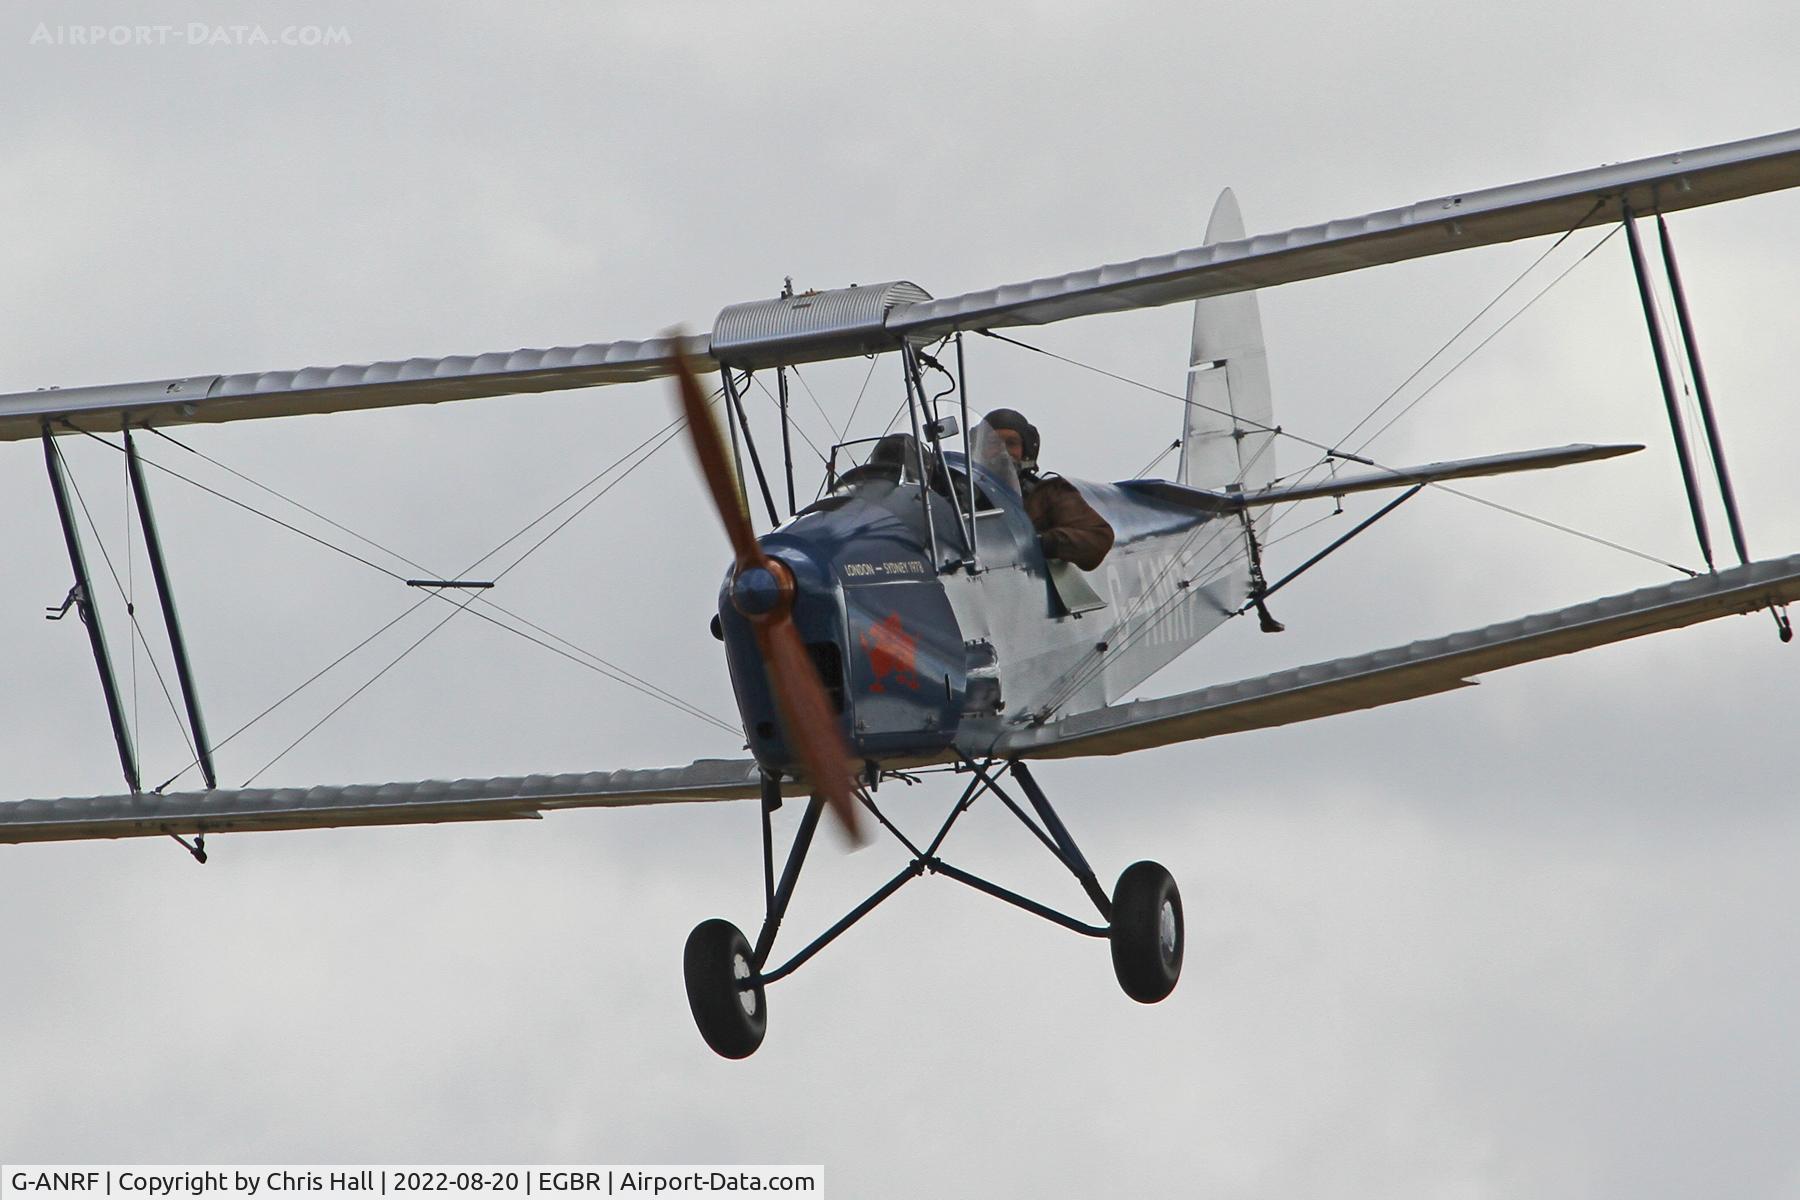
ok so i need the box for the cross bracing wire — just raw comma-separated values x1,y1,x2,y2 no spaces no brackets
65,398,741,790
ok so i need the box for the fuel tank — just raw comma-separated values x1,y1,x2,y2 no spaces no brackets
717,476,969,773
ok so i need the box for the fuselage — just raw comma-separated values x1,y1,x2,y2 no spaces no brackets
717,451,1249,774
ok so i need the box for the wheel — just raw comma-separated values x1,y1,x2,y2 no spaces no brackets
683,918,767,1058
1109,861,1183,1003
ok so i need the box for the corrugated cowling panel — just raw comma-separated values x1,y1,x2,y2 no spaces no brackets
711,281,932,369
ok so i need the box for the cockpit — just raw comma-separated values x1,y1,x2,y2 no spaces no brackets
815,422,1022,515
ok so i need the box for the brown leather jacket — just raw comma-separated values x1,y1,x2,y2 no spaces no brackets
1023,474,1115,570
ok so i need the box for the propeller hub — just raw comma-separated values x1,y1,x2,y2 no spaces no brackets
730,560,793,621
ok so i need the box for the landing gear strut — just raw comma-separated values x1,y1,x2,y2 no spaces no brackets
681,759,1183,1057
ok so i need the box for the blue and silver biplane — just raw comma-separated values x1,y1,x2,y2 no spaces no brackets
4,129,1799,1057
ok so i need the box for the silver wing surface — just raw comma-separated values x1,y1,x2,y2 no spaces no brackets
0,758,767,844
2,128,1796,440
894,127,1800,338
0,334,711,443
1001,554,1800,759
11,555,1800,839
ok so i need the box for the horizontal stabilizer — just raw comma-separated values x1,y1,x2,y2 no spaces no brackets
1002,552,1800,759
0,759,767,845
1124,442,1642,512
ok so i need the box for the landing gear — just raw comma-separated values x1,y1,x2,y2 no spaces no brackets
683,760,1183,1057
682,918,766,1059
1109,861,1183,1003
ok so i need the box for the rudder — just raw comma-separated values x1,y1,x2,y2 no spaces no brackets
1176,189,1276,537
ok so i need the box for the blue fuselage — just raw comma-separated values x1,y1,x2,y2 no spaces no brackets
717,453,1235,774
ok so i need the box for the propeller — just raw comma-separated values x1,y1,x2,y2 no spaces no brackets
671,347,864,843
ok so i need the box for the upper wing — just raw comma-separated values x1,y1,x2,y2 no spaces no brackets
892,127,1800,338
5,127,1796,441
1001,553,1800,759
0,758,769,844
0,334,710,443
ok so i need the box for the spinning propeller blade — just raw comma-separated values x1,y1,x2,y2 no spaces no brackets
671,348,863,842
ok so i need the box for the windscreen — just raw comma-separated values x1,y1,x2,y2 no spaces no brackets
967,420,1021,500
826,433,924,499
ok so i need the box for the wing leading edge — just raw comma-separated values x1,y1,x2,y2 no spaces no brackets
0,758,767,845
1002,554,1800,759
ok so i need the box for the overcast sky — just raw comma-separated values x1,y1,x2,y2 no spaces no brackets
4,2,1800,1196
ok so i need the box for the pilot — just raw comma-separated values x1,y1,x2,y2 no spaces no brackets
984,408,1114,570
866,432,917,477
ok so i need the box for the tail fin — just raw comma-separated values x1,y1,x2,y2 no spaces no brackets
1176,189,1276,536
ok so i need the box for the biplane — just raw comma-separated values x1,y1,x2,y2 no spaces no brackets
4,128,1799,1058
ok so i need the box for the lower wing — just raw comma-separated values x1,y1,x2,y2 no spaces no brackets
12,555,1800,843
1002,553,1800,758
0,759,768,845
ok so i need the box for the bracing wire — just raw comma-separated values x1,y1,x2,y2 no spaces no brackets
146,426,446,577
750,373,831,468
985,224,1687,590
1648,260,1712,512
1248,228,1684,574
95,420,737,753
485,418,690,583
84,430,408,580
148,421,702,692
156,598,430,792
1333,199,1606,450
240,588,488,787
1249,224,1621,545
72,401,743,790
1347,226,1622,456
1428,482,1697,576
1133,439,1182,479
147,410,742,720
788,363,859,445
832,356,885,443
988,217,1695,722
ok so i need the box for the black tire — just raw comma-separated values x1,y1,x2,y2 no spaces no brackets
1109,861,1183,1003
684,918,767,1059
